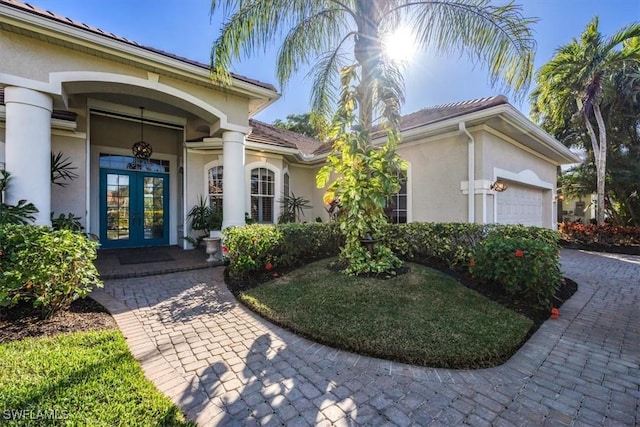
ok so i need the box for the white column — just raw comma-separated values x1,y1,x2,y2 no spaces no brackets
4,87,53,226
222,130,246,228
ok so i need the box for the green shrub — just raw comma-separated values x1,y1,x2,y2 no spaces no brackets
382,223,560,270
224,222,342,278
470,235,562,308
0,224,103,318
488,224,560,248
382,222,487,268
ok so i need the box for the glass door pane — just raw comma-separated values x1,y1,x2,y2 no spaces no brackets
100,168,169,248
143,176,165,240
105,173,130,241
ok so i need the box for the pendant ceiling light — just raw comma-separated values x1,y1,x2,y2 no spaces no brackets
132,107,153,160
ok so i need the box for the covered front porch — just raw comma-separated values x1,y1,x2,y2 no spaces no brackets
0,0,279,249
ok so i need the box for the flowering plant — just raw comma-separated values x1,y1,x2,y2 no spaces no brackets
559,222,640,246
470,235,562,308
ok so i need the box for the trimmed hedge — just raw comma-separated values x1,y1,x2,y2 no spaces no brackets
223,222,342,278
382,223,559,268
0,224,103,319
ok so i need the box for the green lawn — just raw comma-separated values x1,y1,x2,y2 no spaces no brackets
0,330,194,427
239,259,533,368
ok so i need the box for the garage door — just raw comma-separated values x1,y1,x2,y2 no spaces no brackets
496,184,543,227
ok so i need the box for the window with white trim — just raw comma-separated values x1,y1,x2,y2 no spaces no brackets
251,167,275,223
208,165,223,211
387,172,408,223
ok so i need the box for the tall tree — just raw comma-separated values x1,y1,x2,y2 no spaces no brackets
272,113,328,140
211,0,536,274
531,17,640,226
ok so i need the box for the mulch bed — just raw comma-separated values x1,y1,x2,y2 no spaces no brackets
0,298,116,344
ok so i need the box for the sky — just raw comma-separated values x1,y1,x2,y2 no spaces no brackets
23,0,640,123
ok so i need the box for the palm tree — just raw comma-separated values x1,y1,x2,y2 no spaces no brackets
211,0,536,132
211,0,537,273
531,17,640,226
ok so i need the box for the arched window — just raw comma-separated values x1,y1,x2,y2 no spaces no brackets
208,165,223,211
251,167,275,223
387,172,408,224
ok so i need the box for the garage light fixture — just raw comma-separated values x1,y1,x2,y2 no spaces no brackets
491,180,508,192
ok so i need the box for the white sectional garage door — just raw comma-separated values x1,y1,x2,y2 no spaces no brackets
496,184,543,227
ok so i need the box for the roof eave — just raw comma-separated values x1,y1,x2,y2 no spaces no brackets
0,2,279,103
376,104,580,165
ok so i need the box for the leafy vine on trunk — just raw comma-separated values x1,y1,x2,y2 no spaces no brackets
317,65,406,275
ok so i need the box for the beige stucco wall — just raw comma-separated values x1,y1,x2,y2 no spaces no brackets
90,114,182,155
397,133,469,223
288,164,325,222
479,130,557,227
0,30,252,126
51,132,86,222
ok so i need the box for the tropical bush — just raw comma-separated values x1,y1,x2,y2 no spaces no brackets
0,170,38,225
470,235,562,308
51,212,84,232
224,222,342,278
225,222,561,284
382,223,559,269
0,224,102,318
559,222,640,246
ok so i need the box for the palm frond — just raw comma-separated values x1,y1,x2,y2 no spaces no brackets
210,0,338,84
277,7,351,89
308,35,355,120
400,0,537,100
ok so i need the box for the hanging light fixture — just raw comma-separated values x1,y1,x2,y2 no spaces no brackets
132,107,153,160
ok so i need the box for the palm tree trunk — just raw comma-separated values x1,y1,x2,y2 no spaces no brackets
353,0,382,142
593,103,607,227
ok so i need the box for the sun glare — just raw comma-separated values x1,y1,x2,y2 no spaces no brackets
382,26,417,63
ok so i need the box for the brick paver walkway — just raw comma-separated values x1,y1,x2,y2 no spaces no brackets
91,250,640,426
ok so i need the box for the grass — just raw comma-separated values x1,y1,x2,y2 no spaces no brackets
238,259,534,369
0,329,194,427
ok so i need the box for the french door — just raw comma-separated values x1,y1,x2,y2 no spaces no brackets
100,169,169,248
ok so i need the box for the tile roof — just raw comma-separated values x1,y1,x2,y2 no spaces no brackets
247,120,322,156
312,95,510,154
396,95,508,132
0,0,276,91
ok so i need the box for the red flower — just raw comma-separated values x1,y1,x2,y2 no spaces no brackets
515,249,524,258
550,308,560,319
222,245,228,254
469,258,476,267
265,262,273,271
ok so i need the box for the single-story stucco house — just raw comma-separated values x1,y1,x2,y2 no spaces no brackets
0,0,580,250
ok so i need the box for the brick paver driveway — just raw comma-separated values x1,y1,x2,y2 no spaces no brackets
92,249,640,426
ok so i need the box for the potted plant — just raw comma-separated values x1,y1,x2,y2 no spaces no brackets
207,206,223,238
186,196,223,244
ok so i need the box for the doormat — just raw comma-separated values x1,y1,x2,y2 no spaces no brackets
118,250,174,265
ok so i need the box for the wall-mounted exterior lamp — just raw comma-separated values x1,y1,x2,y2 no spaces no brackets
490,180,508,192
